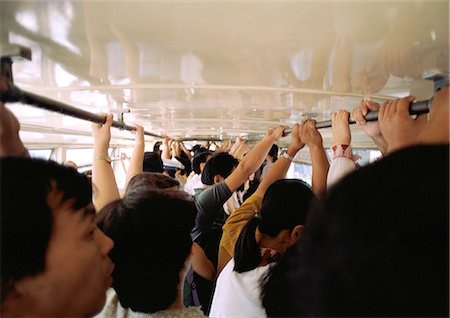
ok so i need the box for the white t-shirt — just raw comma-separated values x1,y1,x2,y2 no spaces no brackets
184,172,204,196
209,259,273,318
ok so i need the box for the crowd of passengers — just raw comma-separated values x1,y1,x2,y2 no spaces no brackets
1,86,449,317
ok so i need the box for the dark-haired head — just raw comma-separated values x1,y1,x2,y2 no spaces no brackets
192,151,212,175
0,157,106,316
143,152,163,173
97,189,197,313
124,172,179,197
201,152,238,185
233,179,314,273
262,145,449,317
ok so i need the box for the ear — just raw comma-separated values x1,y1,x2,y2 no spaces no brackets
213,175,223,184
290,225,304,243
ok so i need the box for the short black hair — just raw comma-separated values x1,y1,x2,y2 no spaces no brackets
262,145,449,317
1,157,92,303
143,152,163,173
192,151,211,175
97,189,197,313
124,172,180,197
201,152,238,185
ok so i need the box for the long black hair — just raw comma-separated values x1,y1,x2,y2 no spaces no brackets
233,179,314,273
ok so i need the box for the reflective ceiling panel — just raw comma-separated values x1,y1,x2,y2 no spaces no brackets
1,0,448,146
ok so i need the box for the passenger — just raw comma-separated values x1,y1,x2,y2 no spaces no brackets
1,157,114,317
184,150,211,196
209,122,319,317
191,126,287,313
261,87,449,317
95,189,205,318
91,115,212,316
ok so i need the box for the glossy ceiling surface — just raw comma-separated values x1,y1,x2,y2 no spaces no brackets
1,0,449,147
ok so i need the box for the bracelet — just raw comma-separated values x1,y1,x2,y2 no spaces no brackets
94,155,112,163
281,150,295,161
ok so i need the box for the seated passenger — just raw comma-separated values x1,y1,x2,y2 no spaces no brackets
1,157,114,317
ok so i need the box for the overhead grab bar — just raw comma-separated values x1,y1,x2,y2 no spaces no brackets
282,98,432,136
1,55,165,139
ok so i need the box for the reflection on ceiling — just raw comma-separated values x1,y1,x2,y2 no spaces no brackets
1,1,448,146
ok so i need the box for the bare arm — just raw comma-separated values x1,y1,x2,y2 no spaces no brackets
179,141,192,160
91,114,120,211
123,125,144,195
161,137,171,160
225,126,286,193
191,242,216,281
300,120,329,197
254,124,304,198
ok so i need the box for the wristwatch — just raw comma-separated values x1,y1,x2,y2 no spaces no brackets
281,150,295,161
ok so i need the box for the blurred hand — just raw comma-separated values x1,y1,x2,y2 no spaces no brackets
289,123,304,151
332,110,351,145
133,124,144,145
266,125,288,142
91,113,113,154
300,120,323,147
379,96,427,153
351,100,383,139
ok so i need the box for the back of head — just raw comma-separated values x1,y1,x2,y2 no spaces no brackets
234,179,314,273
96,189,197,313
1,157,92,303
143,151,163,173
262,145,449,317
192,150,211,175
124,172,180,197
201,152,238,185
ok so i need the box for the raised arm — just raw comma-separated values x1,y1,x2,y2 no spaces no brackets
161,137,171,160
123,125,144,194
254,124,304,198
351,100,388,155
300,120,329,197
91,114,120,211
224,126,286,193
327,110,359,188
179,141,192,160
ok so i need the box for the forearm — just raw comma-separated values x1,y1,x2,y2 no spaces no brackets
123,141,144,192
309,144,329,197
92,147,120,211
254,145,300,197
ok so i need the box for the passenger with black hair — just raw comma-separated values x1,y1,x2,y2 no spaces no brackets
261,87,449,317
91,115,210,316
209,121,328,317
191,126,287,313
184,150,211,196
95,189,205,317
1,157,114,317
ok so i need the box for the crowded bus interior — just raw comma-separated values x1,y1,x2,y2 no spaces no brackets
1,1,449,317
